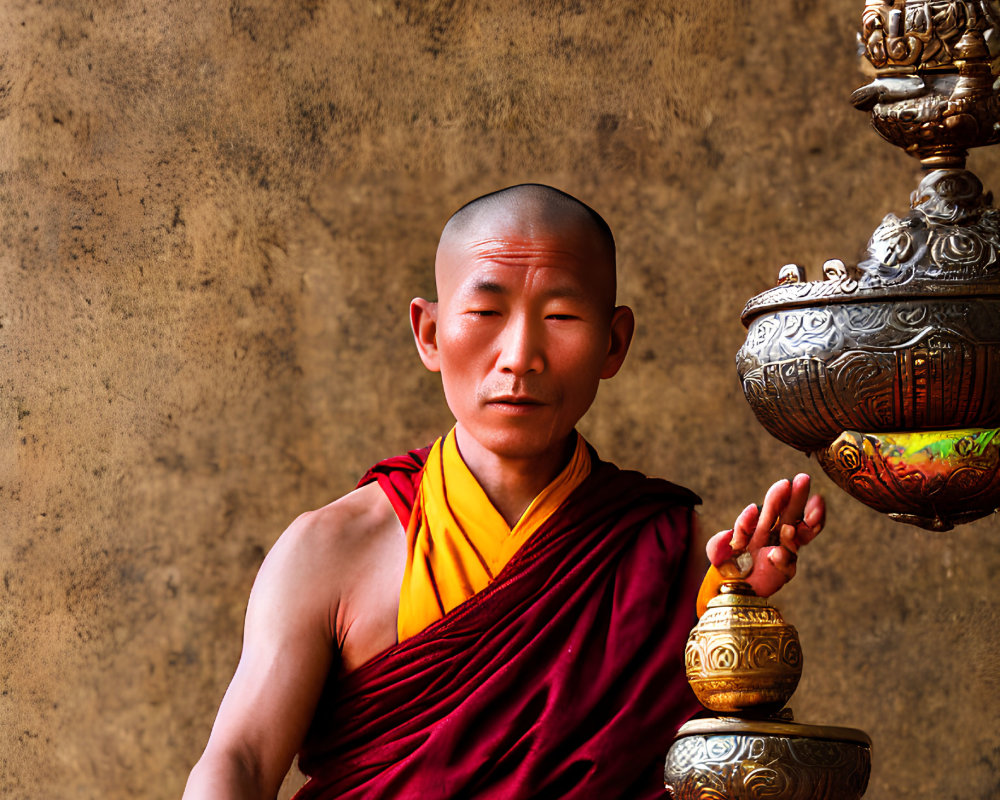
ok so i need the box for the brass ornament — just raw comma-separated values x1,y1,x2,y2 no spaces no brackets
684,581,802,713
859,0,1000,71
853,1,1000,168
816,427,1000,530
667,575,871,798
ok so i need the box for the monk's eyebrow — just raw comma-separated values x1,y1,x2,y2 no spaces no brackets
468,279,505,295
542,285,587,300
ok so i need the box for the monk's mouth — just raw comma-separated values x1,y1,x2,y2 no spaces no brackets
487,398,545,410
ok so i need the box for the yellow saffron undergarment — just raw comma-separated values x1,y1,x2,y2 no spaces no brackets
397,428,592,643
396,426,724,642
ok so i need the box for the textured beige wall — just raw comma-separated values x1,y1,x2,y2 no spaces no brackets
2,1,998,798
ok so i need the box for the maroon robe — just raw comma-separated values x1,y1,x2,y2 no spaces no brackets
294,445,703,799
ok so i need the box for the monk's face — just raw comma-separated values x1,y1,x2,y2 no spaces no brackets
412,212,633,463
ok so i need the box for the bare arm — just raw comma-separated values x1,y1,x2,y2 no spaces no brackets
184,482,404,799
183,511,342,800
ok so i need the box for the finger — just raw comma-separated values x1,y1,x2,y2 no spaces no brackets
706,529,736,567
746,545,795,597
753,479,791,549
779,523,799,554
780,473,811,526
802,493,825,535
768,545,798,581
729,503,759,553
789,498,824,552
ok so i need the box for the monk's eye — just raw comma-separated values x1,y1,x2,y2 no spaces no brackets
468,309,500,317
545,313,578,321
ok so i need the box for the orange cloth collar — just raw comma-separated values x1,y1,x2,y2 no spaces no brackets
397,428,591,642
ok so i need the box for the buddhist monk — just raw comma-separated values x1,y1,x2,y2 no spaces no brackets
183,184,824,799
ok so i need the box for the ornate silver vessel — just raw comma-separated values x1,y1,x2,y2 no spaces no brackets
736,1,1000,531
665,717,872,800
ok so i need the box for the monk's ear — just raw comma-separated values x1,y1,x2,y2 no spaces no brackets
599,305,635,379
410,298,441,372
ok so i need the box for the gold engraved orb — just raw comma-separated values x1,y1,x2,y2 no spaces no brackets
684,580,802,713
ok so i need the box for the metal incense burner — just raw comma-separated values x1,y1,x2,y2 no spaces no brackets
737,0,1000,531
665,575,872,799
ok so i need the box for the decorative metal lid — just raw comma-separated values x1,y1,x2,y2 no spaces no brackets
674,716,873,748
741,169,1000,326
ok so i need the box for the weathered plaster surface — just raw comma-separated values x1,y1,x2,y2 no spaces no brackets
1,2,997,798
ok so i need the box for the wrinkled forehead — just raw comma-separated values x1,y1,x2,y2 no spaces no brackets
435,210,616,302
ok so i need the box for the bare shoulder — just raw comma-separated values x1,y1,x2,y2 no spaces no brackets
260,481,406,671
271,481,400,569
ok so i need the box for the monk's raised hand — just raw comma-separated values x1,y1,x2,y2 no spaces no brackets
705,473,825,598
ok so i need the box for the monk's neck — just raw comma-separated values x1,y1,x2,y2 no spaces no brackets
453,426,575,528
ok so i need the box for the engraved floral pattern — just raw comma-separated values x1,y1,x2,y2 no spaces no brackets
736,299,1000,452
815,429,1000,530
929,227,993,275
665,734,871,800
869,216,914,266
833,441,862,473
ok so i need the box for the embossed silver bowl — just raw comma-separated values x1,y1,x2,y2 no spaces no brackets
737,169,1000,453
665,717,872,800
737,169,1000,529
738,296,1000,453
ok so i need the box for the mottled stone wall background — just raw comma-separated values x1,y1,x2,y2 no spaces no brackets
2,1,997,798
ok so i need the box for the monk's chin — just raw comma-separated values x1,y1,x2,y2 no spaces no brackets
470,427,574,463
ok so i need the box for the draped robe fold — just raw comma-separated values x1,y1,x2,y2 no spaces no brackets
294,445,704,799
398,429,592,642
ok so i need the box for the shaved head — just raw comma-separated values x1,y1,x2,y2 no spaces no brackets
437,184,617,305
443,184,615,256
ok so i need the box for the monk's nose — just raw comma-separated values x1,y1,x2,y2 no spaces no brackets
496,315,544,375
